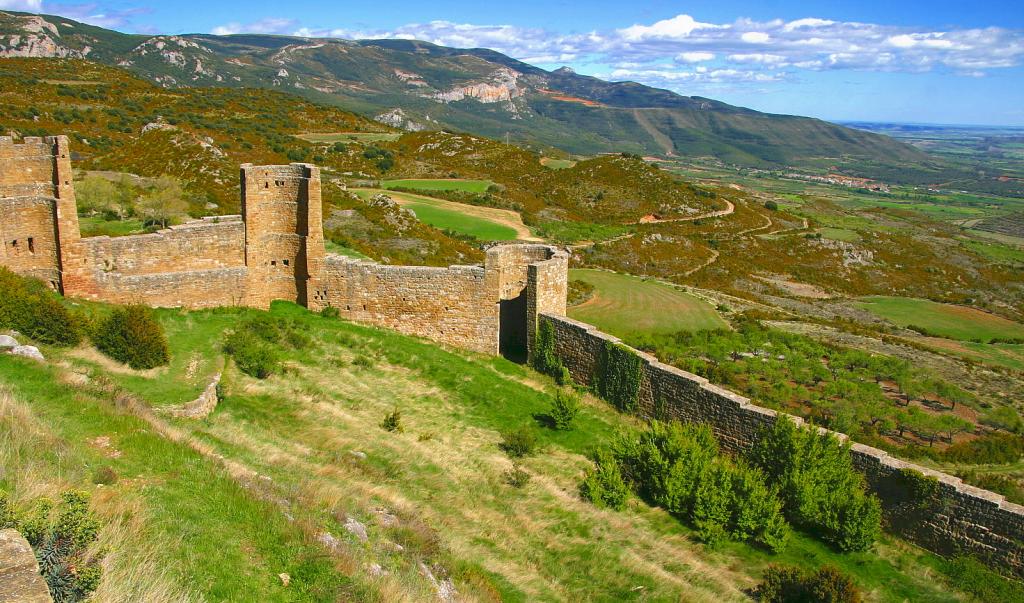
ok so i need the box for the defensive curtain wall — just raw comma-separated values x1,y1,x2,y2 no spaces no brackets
540,313,1024,577
5,135,1023,575
0,135,567,357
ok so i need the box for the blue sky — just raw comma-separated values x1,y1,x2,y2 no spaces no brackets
5,0,1024,125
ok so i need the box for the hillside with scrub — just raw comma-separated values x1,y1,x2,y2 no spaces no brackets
3,268,1024,602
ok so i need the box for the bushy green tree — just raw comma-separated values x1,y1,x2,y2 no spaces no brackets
136,175,189,229
749,418,881,552
548,388,581,430
93,305,170,369
0,269,81,346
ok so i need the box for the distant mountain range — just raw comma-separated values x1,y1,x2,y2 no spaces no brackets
0,10,940,171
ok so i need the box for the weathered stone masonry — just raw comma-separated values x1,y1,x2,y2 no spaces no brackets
540,313,1024,576
0,135,568,356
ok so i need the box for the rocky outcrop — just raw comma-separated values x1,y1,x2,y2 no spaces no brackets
10,345,44,362
0,529,51,603
429,68,523,104
0,13,87,59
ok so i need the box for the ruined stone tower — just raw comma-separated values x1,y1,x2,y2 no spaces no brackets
0,135,79,290
240,163,326,308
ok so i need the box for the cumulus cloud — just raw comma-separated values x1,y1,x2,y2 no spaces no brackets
677,51,715,63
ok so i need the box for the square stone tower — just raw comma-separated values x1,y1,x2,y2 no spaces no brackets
240,163,325,308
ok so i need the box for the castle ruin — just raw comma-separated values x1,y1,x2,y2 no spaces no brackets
0,135,568,357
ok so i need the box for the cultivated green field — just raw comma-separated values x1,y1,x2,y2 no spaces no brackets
381,179,493,193
568,269,728,338
856,296,1024,342
295,132,400,143
352,189,519,240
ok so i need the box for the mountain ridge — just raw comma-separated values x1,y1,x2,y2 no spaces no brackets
0,10,933,170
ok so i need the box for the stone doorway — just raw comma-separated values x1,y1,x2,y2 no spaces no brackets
499,292,528,362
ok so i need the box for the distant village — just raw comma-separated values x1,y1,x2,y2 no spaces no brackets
783,171,891,192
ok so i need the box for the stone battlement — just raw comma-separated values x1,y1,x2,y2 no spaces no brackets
541,313,1024,577
0,135,569,357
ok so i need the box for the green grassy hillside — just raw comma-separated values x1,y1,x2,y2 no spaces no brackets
3,291,1014,602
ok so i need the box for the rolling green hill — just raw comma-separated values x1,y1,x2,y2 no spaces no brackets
0,9,947,177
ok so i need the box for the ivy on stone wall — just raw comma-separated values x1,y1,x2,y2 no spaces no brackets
599,341,644,413
532,319,562,376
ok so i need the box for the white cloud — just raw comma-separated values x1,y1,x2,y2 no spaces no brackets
741,31,771,44
0,0,43,10
676,51,715,63
211,18,297,36
619,14,719,41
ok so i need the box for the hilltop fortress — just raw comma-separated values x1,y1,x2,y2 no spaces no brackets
0,135,568,357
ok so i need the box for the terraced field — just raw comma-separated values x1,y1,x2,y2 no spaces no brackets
381,179,494,193
856,296,1024,342
567,269,728,339
352,189,528,241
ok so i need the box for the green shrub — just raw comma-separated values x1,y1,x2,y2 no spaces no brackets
320,306,340,319
0,268,80,345
224,330,278,379
0,490,14,529
749,418,881,552
93,305,170,369
500,427,538,458
6,490,103,603
548,389,581,430
606,421,789,551
764,200,779,211
579,450,630,511
756,564,862,603
504,464,531,488
381,407,404,433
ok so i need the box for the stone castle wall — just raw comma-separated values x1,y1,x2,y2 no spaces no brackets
540,313,1024,576
0,135,569,356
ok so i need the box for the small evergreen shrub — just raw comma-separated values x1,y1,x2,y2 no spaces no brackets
504,464,531,488
91,466,118,485
93,305,170,369
0,268,81,346
500,427,538,458
381,407,404,433
224,330,278,379
579,450,630,511
548,389,581,430
756,564,862,603
764,200,779,211
320,306,340,319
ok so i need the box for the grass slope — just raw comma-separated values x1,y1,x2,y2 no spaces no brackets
1,299,987,602
353,189,520,241
568,269,728,338
382,179,494,193
857,296,1024,342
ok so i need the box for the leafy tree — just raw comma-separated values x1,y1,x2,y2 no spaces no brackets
136,175,189,229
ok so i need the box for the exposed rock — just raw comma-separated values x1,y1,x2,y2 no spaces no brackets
278,573,290,587
349,450,367,460
317,531,342,552
367,563,388,577
0,529,52,603
372,507,399,528
418,562,457,602
10,345,43,362
374,108,425,131
0,335,17,350
430,67,523,104
344,516,368,542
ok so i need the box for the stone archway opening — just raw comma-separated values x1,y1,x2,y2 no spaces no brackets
499,291,528,362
